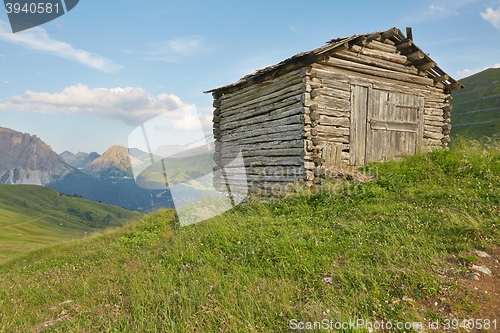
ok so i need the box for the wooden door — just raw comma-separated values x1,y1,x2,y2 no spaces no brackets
350,86,424,165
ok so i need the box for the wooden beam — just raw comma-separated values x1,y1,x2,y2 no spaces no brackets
396,39,413,50
406,50,424,61
433,74,449,83
366,32,381,42
416,62,436,71
406,27,413,41
381,27,398,40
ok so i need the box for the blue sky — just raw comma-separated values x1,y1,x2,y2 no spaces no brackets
0,0,499,154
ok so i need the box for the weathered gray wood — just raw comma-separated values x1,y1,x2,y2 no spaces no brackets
322,143,349,168
220,96,302,125
315,86,351,100
422,138,442,146
220,122,304,143
365,89,423,163
219,68,303,104
423,131,444,140
220,147,305,158
348,45,407,65
381,27,399,40
424,125,444,133
406,50,424,61
314,94,351,110
318,111,350,119
220,106,304,132
315,125,350,136
220,156,304,167
335,50,418,75
370,119,418,132
321,58,435,87
350,85,369,165
433,74,449,83
220,82,304,113
396,39,413,50
424,108,444,116
416,62,436,71
218,139,304,153
220,129,304,145
365,40,398,53
424,115,445,122
318,116,350,127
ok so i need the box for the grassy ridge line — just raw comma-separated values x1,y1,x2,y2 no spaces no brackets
0,185,141,264
0,138,499,332
451,68,500,138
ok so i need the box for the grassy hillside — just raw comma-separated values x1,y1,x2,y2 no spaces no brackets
451,68,500,138
0,138,499,332
0,185,141,263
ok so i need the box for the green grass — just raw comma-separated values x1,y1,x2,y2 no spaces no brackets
451,67,500,138
0,185,141,264
0,138,499,332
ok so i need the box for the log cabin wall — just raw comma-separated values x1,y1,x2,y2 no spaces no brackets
209,27,461,193
212,68,308,195
303,37,453,185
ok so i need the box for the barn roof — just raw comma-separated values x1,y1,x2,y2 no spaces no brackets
205,27,463,95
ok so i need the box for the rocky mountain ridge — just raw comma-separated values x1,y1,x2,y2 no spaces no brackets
0,127,73,185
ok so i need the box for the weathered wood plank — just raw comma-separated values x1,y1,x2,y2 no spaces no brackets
365,40,398,53
220,129,304,145
322,57,434,86
220,82,304,113
219,68,303,104
220,96,302,124
424,125,444,133
370,119,418,132
220,106,304,132
220,122,304,143
346,45,408,65
350,85,368,166
335,51,419,75
220,156,304,167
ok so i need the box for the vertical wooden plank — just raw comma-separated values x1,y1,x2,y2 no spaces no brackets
350,85,368,166
416,96,424,151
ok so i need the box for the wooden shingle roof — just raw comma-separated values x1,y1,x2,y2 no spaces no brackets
205,27,463,95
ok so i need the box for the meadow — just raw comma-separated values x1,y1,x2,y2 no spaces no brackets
0,137,499,332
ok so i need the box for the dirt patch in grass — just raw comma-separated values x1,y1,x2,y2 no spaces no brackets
417,247,500,332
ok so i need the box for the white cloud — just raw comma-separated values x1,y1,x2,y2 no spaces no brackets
0,84,192,126
429,4,446,12
4,80,9,84
457,63,500,79
481,7,500,29
0,20,121,72
135,36,206,63
407,0,479,22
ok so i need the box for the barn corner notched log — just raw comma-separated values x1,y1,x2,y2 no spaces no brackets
205,27,463,195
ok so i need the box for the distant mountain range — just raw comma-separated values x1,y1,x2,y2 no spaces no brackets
0,127,72,185
60,151,100,169
0,127,216,211
451,67,500,138
0,127,173,210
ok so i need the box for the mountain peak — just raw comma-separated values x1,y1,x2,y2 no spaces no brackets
86,145,133,177
0,127,72,185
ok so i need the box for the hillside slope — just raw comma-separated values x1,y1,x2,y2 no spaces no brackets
0,184,140,263
451,68,500,138
0,139,499,331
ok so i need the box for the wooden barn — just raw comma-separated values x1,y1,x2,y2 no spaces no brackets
206,27,463,194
